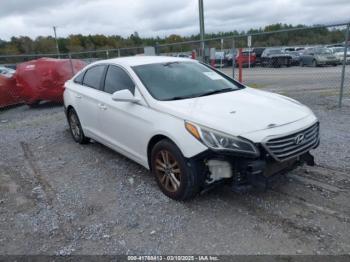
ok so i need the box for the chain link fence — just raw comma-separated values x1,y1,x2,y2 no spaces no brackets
0,22,349,108
155,22,350,108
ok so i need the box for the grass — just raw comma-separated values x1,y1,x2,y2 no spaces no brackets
245,82,268,89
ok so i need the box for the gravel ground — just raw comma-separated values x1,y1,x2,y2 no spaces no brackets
0,72,350,255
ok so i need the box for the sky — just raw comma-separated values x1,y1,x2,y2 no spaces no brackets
0,0,350,40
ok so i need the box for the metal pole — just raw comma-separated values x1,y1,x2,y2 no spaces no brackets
155,42,160,56
53,26,60,58
220,39,223,69
232,39,235,78
68,53,74,76
339,23,349,108
198,0,205,62
118,49,121,57
248,35,252,69
238,48,243,83
248,50,250,68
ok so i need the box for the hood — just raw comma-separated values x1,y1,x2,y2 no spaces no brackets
153,87,313,136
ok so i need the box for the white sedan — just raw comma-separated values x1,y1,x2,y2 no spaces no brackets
64,56,319,200
0,66,15,78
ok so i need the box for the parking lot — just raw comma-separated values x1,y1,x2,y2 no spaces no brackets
222,64,350,94
1,66,350,255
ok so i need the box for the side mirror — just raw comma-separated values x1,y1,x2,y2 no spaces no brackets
111,89,140,103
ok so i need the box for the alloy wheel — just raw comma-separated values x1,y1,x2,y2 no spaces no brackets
69,112,81,140
154,150,182,193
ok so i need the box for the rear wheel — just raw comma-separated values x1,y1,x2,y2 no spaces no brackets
28,101,40,108
151,139,199,201
272,59,280,68
67,108,89,144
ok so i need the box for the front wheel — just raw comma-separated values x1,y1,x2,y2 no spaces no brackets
67,108,89,144
151,139,200,201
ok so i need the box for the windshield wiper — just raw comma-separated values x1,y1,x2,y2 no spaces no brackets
163,95,194,101
163,61,179,67
197,88,234,97
163,88,235,101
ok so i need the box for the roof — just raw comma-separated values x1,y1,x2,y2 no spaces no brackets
94,56,196,67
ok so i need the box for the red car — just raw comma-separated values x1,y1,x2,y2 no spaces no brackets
16,58,86,106
235,51,256,67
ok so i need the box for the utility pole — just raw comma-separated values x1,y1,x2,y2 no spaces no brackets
53,26,60,58
198,0,205,62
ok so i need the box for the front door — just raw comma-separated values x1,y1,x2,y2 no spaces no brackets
97,65,152,165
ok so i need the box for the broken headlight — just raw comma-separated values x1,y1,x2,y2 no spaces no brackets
185,122,259,157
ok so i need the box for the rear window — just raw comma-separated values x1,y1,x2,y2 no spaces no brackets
74,71,85,84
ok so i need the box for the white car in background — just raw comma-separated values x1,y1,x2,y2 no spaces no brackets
330,47,350,64
64,56,319,200
0,66,15,78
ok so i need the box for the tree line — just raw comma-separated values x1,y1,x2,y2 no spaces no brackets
0,23,346,59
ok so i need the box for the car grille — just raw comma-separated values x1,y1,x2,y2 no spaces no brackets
263,122,319,162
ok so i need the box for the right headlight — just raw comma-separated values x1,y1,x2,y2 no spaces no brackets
185,122,259,157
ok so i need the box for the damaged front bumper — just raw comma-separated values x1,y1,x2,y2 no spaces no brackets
187,144,318,194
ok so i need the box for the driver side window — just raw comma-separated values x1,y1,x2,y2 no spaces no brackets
103,65,135,94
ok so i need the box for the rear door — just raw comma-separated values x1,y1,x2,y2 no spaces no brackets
73,64,107,137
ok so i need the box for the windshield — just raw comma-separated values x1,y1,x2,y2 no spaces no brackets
267,49,283,54
333,47,344,53
132,62,242,101
315,48,332,54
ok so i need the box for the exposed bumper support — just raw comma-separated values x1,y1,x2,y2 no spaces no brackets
232,152,315,192
188,149,317,194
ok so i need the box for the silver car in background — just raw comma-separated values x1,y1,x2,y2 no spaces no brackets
299,47,339,67
330,47,350,64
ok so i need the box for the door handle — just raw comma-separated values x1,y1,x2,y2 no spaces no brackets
75,95,82,99
98,103,107,110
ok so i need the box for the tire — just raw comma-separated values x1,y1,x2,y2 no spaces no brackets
272,59,279,68
28,101,40,108
312,59,317,67
67,108,89,144
151,139,199,201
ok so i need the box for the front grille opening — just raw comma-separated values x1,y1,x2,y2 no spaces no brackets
264,122,319,161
